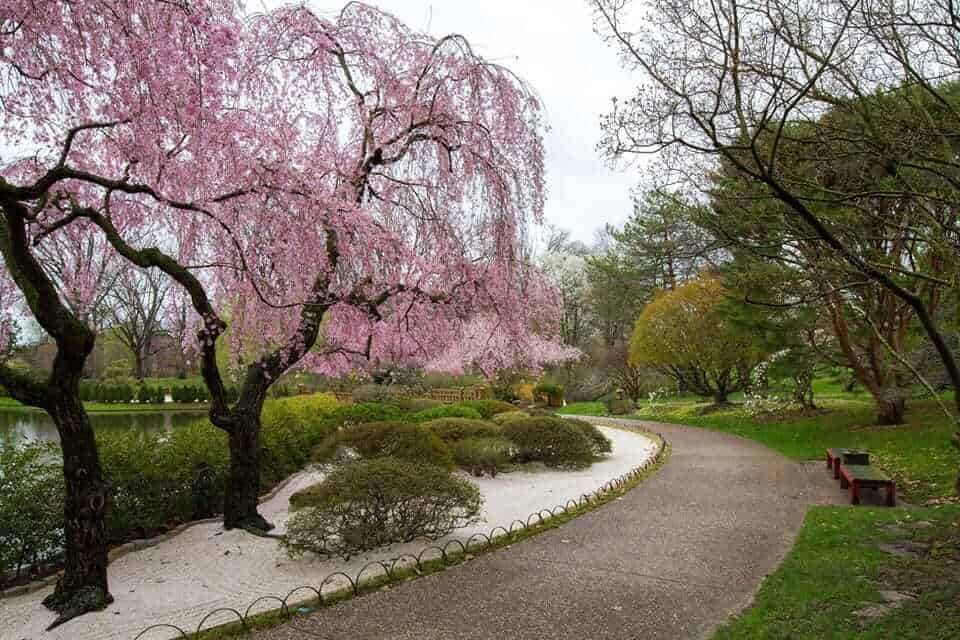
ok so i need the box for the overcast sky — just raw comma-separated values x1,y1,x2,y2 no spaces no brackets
292,0,642,244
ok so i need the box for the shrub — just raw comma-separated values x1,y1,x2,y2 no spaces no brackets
410,404,483,422
79,380,96,402
117,383,134,403
94,393,338,543
327,402,404,427
564,418,613,457
285,458,482,559
502,417,596,469
458,399,516,419
395,397,444,413
136,385,152,404
424,418,502,443
534,380,564,398
0,439,64,582
491,410,529,425
452,437,511,477
605,397,636,416
260,395,341,486
312,421,453,469
97,423,229,540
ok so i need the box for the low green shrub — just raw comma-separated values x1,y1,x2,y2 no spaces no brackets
1,392,342,582
136,385,153,404
491,410,529,425
260,394,341,486
452,437,511,477
395,397,444,413
605,397,637,416
458,399,517,418
95,393,338,543
0,439,64,581
502,417,596,469
424,418,502,443
410,404,483,422
312,421,453,469
564,418,613,457
327,402,404,426
285,457,482,559
534,380,564,398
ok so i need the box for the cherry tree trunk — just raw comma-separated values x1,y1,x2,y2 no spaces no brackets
42,395,113,627
222,413,271,532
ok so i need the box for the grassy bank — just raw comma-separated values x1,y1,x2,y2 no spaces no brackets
634,399,956,503
564,396,957,503
0,396,209,413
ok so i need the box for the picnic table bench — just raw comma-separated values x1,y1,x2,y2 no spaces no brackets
825,448,869,479
839,464,896,506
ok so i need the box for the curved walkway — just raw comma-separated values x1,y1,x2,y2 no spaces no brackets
255,418,844,640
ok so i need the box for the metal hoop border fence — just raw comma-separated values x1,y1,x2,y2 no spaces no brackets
131,431,668,639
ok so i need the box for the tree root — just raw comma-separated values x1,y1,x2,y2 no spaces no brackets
232,513,276,537
43,585,114,630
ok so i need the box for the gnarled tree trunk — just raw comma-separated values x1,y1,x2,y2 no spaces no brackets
43,394,112,626
0,203,112,626
222,409,270,531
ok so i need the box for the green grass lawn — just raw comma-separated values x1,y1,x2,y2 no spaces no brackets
714,504,960,639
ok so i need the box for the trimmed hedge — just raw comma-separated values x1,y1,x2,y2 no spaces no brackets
565,418,613,457
452,437,511,477
312,421,454,469
78,380,225,404
457,399,517,419
285,457,482,559
502,416,596,469
409,404,483,422
491,410,529,425
395,397,444,413
423,418,502,443
605,397,636,416
326,402,405,426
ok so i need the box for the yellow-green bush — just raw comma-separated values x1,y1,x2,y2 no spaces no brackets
492,410,529,425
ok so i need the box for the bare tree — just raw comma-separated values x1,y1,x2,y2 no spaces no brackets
591,0,960,484
108,269,170,380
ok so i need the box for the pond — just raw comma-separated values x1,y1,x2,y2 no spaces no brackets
0,408,208,447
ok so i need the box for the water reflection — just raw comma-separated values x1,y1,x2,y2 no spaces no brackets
0,408,207,447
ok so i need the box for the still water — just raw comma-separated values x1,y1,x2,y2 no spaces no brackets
0,408,207,447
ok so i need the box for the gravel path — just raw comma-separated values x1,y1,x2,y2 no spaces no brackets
251,418,845,640
1,427,656,640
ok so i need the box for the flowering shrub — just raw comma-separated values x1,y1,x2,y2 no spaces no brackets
742,392,801,417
